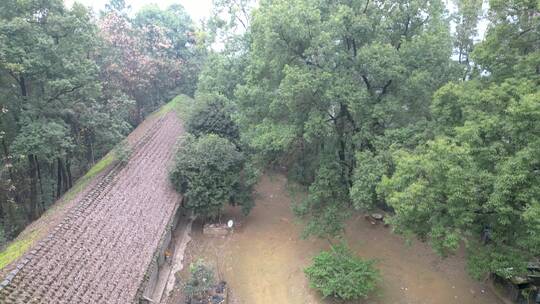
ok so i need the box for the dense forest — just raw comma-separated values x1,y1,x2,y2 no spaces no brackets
0,0,205,245
194,0,539,280
1,0,539,285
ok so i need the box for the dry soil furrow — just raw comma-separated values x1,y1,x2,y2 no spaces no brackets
0,112,183,304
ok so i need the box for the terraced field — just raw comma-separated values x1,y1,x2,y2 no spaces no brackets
0,111,184,303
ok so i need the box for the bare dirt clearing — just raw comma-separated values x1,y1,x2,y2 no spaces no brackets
176,173,503,304
0,111,183,303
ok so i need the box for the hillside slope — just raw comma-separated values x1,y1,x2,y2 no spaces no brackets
0,100,185,303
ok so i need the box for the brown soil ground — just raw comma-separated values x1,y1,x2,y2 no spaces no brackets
174,173,503,304
0,111,184,303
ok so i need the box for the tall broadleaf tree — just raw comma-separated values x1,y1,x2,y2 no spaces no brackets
382,0,540,278
236,0,458,238
0,0,200,245
0,0,130,239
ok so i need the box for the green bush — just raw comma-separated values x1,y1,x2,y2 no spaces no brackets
184,260,216,301
169,134,254,218
113,140,132,165
305,244,380,300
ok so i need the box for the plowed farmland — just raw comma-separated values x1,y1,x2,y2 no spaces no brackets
0,110,184,304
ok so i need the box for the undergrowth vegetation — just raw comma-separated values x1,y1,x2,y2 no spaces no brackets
184,260,216,302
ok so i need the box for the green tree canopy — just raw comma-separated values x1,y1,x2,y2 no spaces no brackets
185,94,240,144
169,134,253,218
381,0,540,278
235,0,458,238
0,0,199,245
0,0,129,224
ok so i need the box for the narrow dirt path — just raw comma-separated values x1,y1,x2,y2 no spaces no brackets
0,112,184,304
179,173,503,304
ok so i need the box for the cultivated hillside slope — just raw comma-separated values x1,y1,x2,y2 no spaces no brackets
0,101,184,303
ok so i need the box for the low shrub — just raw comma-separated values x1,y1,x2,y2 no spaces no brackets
184,260,216,302
304,243,380,300
113,140,132,165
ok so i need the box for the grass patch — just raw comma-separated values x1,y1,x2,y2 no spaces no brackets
0,232,36,270
152,94,194,119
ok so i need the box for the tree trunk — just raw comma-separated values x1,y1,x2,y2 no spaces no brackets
27,154,39,220
61,159,68,194
20,76,27,98
136,99,143,125
1,138,14,181
336,104,353,188
49,162,55,202
57,157,69,196
56,158,63,198
35,155,44,215
36,156,43,195
2,138,23,215
87,136,95,166
66,156,73,189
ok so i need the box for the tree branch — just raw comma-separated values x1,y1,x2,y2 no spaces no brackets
361,75,371,91
363,0,370,14
380,79,392,96
47,85,83,103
